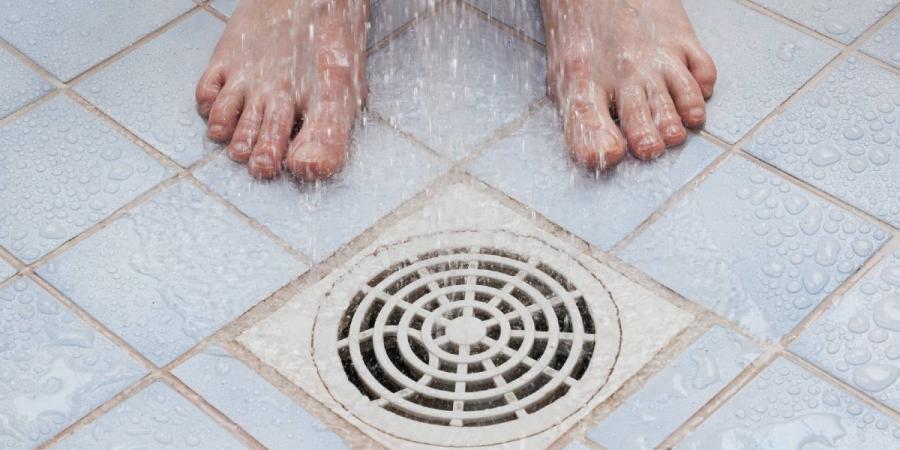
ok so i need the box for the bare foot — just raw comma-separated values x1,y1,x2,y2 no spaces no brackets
540,0,717,169
196,0,367,180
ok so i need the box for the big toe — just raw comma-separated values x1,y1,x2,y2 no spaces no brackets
286,140,348,181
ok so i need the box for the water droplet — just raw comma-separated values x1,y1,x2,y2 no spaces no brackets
853,363,900,392
810,146,842,167
872,294,900,332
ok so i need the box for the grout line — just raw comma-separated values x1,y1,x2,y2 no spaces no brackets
457,0,545,51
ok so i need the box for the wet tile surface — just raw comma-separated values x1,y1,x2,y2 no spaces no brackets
468,0,545,43
174,346,347,450
76,12,223,167
213,0,239,17
685,0,838,144
368,0,428,47
792,248,900,411
0,258,14,282
0,0,194,81
588,326,760,450
38,181,305,366
471,106,721,250
0,277,146,448
0,48,53,119
196,120,446,261
619,157,889,340
749,0,899,44
677,357,900,449
367,7,545,160
863,14,900,69
0,95,171,263
55,382,245,449
748,58,900,227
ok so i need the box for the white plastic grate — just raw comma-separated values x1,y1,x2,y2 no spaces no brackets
313,231,622,446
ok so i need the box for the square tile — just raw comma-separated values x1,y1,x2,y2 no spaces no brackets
792,247,900,411
213,0,239,16
618,156,889,340
368,0,431,47
238,184,695,449
38,181,306,366
0,277,146,448
747,58,900,227
470,105,721,251
587,326,760,450
0,48,53,119
863,14,900,69
76,12,224,167
195,120,446,262
174,345,347,449
685,0,838,143
367,7,546,160
0,95,171,263
0,258,14,282
468,0,545,43
0,0,194,81
55,382,245,449
677,357,900,449
749,0,899,44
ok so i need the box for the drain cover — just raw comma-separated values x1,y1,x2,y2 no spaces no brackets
313,231,621,446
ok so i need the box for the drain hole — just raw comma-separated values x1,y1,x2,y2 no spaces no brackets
536,263,577,291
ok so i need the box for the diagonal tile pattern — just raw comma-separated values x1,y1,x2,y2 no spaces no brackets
38,181,306,366
0,258,14,282
468,0,545,43
0,277,146,449
0,47,53,119
863,13,900,69
749,0,899,44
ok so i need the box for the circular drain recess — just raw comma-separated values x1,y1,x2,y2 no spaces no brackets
313,231,621,447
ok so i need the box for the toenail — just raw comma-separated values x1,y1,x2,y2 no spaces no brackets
638,136,658,150
209,125,224,136
666,124,683,137
689,107,705,120
232,141,248,152
252,153,273,167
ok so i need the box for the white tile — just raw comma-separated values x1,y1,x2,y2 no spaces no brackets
0,0,195,81
619,156,889,340
0,258,14,282
174,346,347,450
471,105,721,250
685,0,838,143
38,181,306,366
368,0,431,47
214,0,239,16
195,120,447,262
367,7,546,160
862,14,900,69
468,0,545,43
0,47,53,119
56,382,246,449
0,95,171,263
747,58,900,227
749,0,899,44
0,278,146,448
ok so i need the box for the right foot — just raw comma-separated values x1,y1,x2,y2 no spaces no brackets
196,0,368,180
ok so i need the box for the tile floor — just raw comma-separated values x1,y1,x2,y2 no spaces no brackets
0,0,898,449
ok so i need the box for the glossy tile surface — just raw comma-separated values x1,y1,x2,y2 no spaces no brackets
0,277,146,448
38,181,305,366
0,258,14,282
468,0,545,43
0,47,53,119
750,0,899,44
619,157,889,340
0,95,171,263
174,346,347,450
863,13,900,68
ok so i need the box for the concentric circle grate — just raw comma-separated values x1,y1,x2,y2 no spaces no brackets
314,231,621,446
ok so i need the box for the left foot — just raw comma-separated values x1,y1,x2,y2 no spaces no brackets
540,0,717,169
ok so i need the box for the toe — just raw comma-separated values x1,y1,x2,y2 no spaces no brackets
561,77,625,169
228,98,264,162
286,102,356,181
616,82,665,161
248,96,295,179
684,44,717,99
648,83,686,147
207,86,244,142
666,65,707,128
196,67,224,118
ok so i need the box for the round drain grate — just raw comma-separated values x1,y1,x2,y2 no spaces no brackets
313,231,621,446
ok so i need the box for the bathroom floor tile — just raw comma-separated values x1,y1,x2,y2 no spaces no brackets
55,382,245,449
0,48,53,119
367,7,545,160
747,58,900,227
792,247,900,411
0,278,146,449
0,95,171,263
618,156,889,340
174,346,347,450
471,105,721,251
468,0,545,43
588,326,761,450
862,14,900,69
677,357,900,449
685,0,838,144
38,181,305,366
749,0,899,44
75,12,224,167
368,0,430,47
195,120,446,262
0,258,14,282
0,0,194,81
213,0,239,17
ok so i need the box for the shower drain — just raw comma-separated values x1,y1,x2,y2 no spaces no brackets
313,231,622,446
